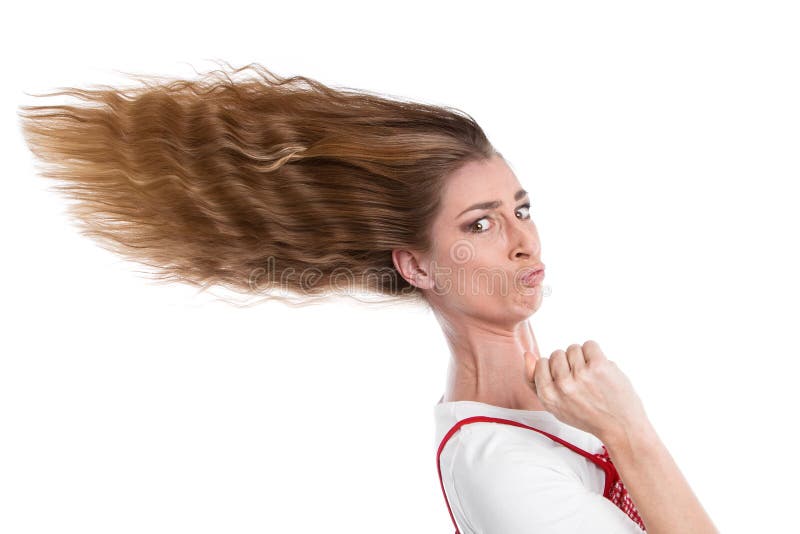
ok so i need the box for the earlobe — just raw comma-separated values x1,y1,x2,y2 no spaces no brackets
392,249,417,287
410,267,434,290
410,268,432,290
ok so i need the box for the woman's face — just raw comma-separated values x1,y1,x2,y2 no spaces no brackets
421,154,544,325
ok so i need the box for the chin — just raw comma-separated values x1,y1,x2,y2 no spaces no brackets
512,287,544,314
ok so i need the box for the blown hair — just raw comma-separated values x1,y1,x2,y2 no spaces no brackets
18,60,498,308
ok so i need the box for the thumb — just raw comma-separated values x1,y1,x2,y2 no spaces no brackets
523,351,537,383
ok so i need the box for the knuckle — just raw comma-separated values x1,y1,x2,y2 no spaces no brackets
558,379,577,396
535,356,549,373
583,341,603,359
595,359,614,375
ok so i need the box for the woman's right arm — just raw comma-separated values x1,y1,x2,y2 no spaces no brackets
600,418,719,534
526,341,719,534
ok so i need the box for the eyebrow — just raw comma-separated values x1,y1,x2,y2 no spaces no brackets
456,189,529,219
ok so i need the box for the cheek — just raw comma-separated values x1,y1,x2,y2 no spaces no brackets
458,262,542,310
431,232,478,267
431,240,523,301
446,261,507,301
428,236,475,283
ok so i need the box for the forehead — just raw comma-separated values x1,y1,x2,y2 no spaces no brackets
440,155,521,212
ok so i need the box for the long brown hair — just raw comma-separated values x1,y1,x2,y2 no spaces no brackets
18,61,497,307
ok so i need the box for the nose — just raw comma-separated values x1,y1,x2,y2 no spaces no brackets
509,218,539,260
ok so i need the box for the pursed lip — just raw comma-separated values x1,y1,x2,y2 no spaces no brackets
520,264,545,286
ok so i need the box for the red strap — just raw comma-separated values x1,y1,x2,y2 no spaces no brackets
436,416,646,533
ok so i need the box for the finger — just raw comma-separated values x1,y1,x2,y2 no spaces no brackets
582,339,607,366
523,351,537,384
533,355,553,395
566,343,587,374
550,349,571,381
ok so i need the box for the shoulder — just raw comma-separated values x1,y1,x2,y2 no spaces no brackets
453,419,570,455
447,420,572,481
447,423,645,533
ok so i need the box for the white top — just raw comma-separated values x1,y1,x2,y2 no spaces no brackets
434,398,646,533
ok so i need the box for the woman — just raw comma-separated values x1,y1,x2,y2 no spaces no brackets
18,61,717,533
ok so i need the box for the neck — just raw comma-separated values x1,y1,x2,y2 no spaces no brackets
436,312,546,411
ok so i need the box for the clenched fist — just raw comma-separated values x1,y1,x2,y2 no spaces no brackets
524,340,649,442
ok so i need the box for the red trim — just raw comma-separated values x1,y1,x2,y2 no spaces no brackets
436,416,620,534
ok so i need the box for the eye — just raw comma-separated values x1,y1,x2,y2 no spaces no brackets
467,203,531,234
468,216,492,234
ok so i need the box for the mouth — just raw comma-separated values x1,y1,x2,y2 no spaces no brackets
521,266,545,287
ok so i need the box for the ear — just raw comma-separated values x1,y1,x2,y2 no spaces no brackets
392,249,435,290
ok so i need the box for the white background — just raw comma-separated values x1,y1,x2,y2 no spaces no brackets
2,1,798,532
